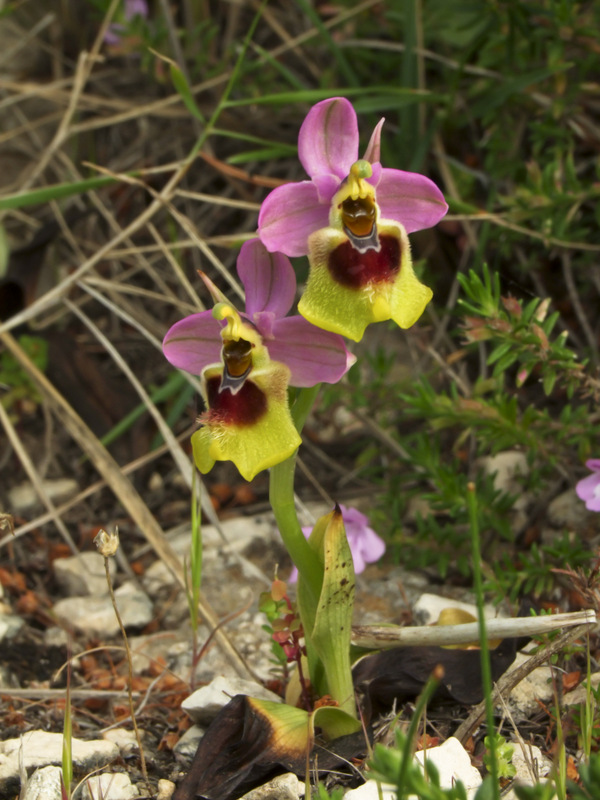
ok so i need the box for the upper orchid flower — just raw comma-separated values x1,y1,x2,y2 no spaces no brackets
576,459,600,512
190,303,301,482
258,97,448,259
258,97,448,341
163,238,355,386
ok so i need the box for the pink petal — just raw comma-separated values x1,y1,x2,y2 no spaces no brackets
377,167,448,233
269,317,356,387
298,97,359,181
163,312,222,375
584,459,600,472
237,239,296,318
363,117,385,164
258,181,330,257
576,473,600,503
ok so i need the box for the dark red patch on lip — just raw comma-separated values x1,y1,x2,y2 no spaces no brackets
328,234,401,289
204,374,267,427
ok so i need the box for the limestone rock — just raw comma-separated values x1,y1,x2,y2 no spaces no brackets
239,771,306,799
344,781,396,799
505,652,553,717
52,581,153,637
181,675,282,725
7,478,79,514
54,551,115,596
414,737,482,799
173,725,205,760
21,766,63,800
156,779,176,800
82,773,139,800
0,732,118,794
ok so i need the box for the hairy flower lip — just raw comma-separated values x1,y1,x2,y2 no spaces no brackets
258,97,448,258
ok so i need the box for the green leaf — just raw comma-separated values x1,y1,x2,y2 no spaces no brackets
170,63,205,122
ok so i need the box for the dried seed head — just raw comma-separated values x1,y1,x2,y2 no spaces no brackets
94,527,120,558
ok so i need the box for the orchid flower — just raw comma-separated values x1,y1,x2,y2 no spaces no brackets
163,238,355,387
258,97,448,341
190,303,302,482
288,504,385,582
575,459,600,512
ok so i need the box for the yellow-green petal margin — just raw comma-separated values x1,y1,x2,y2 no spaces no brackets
299,220,432,342
192,361,301,482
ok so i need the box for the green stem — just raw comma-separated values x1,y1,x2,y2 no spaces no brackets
269,386,323,602
467,482,500,800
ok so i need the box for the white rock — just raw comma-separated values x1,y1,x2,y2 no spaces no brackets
82,773,139,800
7,478,79,513
503,743,554,800
414,737,482,799
54,551,115,596
156,779,176,800
0,731,118,792
102,728,140,755
505,652,553,717
547,489,591,529
479,451,529,498
0,613,24,642
346,738,482,800
173,725,205,759
21,765,63,800
239,771,306,799
563,672,600,706
52,581,153,637
181,675,282,725
344,781,396,799
413,592,502,626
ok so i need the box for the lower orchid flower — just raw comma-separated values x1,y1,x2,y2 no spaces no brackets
191,303,301,482
575,459,600,512
163,238,355,387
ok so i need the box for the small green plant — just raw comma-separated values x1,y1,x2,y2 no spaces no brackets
0,334,48,414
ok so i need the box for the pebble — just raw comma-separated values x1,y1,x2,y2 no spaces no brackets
7,478,79,514
345,737,481,800
344,781,397,799
102,728,141,756
52,581,153,637
503,743,553,800
20,766,63,800
239,771,305,799
54,551,115,596
547,489,591,529
82,773,139,800
0,612,24,643
181,675,282,725
156,779,176,800
505,652,553,718
0,732,118,794
173,724,205,760
413,737,482,799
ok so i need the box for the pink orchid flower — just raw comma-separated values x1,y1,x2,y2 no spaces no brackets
163,238,355,387
258,97,448,258
576,459,600,512
288,505,385,582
